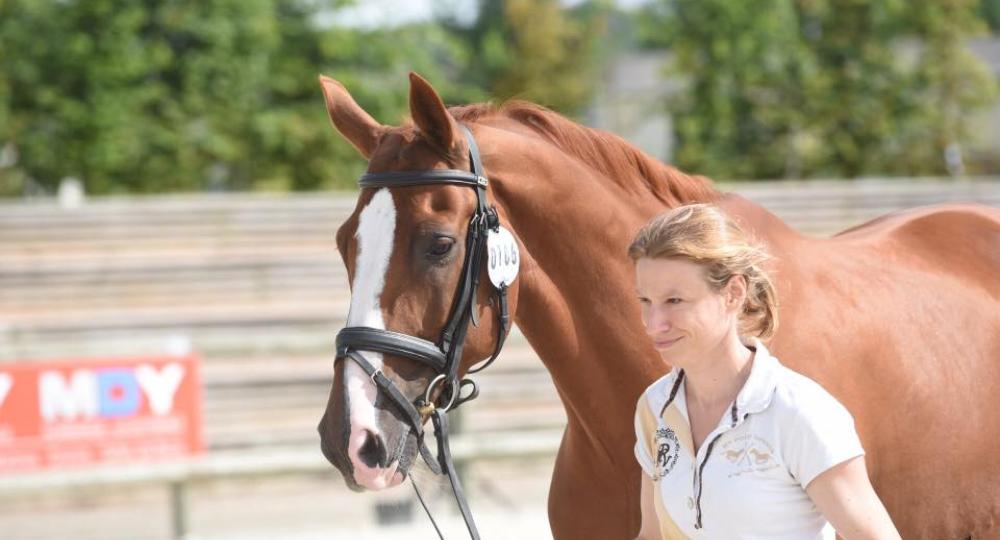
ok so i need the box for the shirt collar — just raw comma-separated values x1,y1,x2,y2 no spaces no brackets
734,337,780,417
661,337,780,424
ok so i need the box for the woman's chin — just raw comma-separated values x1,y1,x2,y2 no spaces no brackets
658,348,690,368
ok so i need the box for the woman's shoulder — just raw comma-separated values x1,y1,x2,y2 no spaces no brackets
636,369,681,414
768,363,854,426
763,358,865,488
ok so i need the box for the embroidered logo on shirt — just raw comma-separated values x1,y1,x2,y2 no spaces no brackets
653,427,680,480
723,435,780,477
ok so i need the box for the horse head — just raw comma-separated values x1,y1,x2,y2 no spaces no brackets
316,73,522,491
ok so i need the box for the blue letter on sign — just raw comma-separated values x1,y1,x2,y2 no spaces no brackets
97,369,140,418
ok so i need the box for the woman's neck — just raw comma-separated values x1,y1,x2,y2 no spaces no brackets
683,332,755,410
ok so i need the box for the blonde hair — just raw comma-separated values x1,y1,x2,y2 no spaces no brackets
628,204,779,340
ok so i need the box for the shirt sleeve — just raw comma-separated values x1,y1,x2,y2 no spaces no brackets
634,393,657,478
782,378,865,490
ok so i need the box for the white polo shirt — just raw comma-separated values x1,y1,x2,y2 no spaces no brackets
634,339,864,540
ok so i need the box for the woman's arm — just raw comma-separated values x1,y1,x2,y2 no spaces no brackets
635,474,660,540
806,456,901,540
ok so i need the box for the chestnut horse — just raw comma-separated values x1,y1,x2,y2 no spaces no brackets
316,72,1000,539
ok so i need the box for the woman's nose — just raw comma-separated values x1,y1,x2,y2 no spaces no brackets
644,307,671,333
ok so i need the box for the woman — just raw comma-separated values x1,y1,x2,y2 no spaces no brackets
630,204,899,540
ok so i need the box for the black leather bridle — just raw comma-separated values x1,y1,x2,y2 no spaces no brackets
334,125,511,539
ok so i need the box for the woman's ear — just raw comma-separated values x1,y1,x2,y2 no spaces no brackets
726,275,749,309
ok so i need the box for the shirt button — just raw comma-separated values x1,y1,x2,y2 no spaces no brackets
686,497,694,509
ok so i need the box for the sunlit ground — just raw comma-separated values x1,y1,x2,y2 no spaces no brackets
0,457,555,540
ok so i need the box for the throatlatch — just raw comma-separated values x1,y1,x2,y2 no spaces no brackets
335,124,516,539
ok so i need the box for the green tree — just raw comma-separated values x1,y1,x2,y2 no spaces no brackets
980,0,1000,32
903,0,997,175
795,0,917,178
0,0,484,195
249,10,485,190
638,0,996,179
441,0,609,115
642,0,811,179
0,0,286,194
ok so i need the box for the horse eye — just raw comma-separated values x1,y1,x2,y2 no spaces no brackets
428,237,455,257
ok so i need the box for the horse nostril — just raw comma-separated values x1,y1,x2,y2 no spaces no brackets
357,429,387,468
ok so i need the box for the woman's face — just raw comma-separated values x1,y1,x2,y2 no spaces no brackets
634,257,740,368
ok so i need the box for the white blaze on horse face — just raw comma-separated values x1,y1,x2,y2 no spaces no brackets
345,188,395,451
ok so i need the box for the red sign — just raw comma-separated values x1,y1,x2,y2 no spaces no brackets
0,355,203,474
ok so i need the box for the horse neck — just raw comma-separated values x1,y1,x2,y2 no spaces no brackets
487,129,719,460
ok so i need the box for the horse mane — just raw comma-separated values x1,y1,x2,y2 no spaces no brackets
449,101,718,206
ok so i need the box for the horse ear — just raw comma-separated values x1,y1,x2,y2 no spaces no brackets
408,72,459,151
318,75,383,159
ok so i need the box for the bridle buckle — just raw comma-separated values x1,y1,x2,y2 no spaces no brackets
416,401,436,415
423,373,460,413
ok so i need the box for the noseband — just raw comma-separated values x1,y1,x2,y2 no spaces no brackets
334,125,511,539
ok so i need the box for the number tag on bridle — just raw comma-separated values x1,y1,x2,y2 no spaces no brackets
487,226,519,288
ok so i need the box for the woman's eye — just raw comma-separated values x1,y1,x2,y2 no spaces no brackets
428,237,455,257
666,298,682,305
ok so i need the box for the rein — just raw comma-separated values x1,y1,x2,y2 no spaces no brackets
334,125,512,539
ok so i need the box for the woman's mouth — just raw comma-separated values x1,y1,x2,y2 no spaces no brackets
653,336,683,349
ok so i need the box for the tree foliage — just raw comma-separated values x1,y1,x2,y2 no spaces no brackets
980,0,1000,31
440,0,609,115
639,0,997,179
1,0,995,193
0,0,482,194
